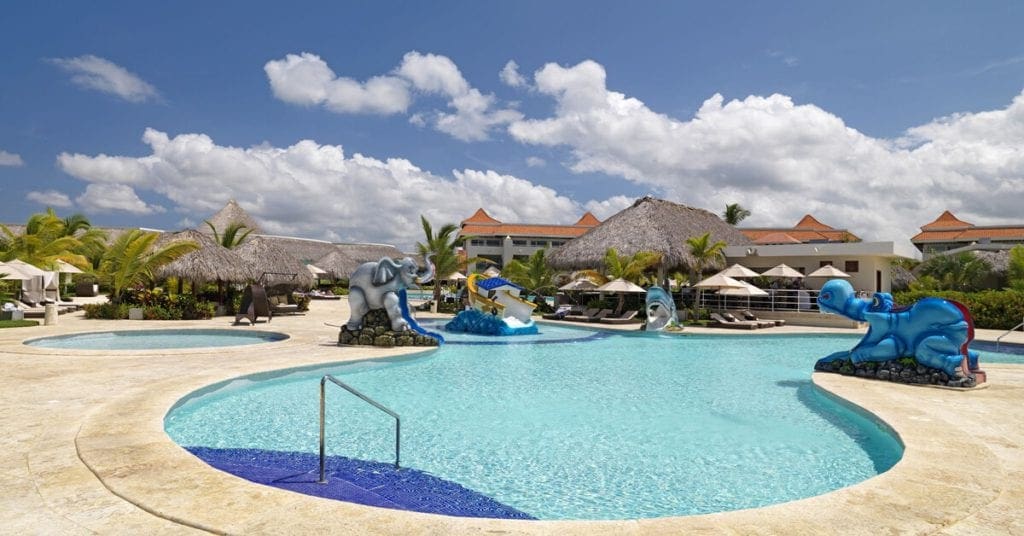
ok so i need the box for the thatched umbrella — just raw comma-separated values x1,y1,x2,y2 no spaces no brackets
234,236,316,287
156,229,254,284
315,249,362,280
547,196,751,278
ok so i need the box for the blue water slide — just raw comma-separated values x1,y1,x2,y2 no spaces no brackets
397,289,445,344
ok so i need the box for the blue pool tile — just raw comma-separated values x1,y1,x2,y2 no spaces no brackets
186,447,534,519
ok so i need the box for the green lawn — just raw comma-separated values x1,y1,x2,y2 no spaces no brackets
0,319,39,329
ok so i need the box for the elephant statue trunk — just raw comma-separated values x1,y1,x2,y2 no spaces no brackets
414,254,435,285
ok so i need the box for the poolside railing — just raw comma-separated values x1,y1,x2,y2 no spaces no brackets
697,288,823,312
319,375,401,484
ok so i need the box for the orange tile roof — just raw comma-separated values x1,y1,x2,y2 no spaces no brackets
739,214,857,243
461,223,593,238
753,232,802,244
460,208,600,239
911,211,1024,243
575,212,600,226
462,208,500,224
920,210,973,230
794,214,835,230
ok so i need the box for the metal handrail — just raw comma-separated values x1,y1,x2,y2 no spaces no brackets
995,317,1024,352
319,375,400,484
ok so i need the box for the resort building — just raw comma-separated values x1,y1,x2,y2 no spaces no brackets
724,241,920,293
740,214,860,244
911,210,1024,258
459,208,601,268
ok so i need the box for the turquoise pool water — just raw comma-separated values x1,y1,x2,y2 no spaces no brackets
27,329,288,350
166,330,910,520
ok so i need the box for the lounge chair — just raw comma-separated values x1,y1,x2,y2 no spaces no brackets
742,310,785,326
599,310,639,324
542,305,580,320
564,308,599,322
586,309,614,322
269,295,300,315
709,312,758,330
235,285,272,324
724,311,774,328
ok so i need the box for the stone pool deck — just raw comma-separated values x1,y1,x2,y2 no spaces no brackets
0,298,1022,535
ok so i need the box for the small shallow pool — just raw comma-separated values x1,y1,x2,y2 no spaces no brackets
26,329,288,350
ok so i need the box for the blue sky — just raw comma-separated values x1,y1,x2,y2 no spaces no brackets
2,1,1022,248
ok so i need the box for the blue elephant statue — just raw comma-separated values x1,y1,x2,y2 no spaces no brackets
346,256,434,332
815,279,980,378
645,286,678,331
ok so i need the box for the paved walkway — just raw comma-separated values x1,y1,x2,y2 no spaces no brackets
1,299,1022,535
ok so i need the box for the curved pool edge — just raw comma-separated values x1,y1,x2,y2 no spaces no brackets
74,343,1012,535
23,328,290,351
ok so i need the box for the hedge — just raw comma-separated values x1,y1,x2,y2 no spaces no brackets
892,289,1024,330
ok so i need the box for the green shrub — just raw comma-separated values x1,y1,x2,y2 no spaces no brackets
83,291,216,320
892,289,1024,330
84,302,130,319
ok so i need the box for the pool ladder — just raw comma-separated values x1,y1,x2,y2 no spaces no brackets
995,316,1024,352
319,375,401,484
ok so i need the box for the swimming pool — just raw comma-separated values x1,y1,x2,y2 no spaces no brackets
165,329,914,520
26,329,288,350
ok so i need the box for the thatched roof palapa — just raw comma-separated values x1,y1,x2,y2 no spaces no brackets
234,235,316,287
335,243,408,264
547,196,751,272
155,229,254,283
199,199,263,235
259,235,339,264
315,249,361,279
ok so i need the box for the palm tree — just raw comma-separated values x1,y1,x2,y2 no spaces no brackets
502,249,557,309
686,232,728,319
1009,245,1024,290
99,229,198,305
0,209,90,268
205,220,253,249
722,203,751,225
416,215,466,309
917,252,993,292
685,232,727,284
599,248,661,313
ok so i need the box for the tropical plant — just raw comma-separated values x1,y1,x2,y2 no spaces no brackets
205,220,253,249
722,203,751,225
502,249,557,309
99,229,199,305
1009,245,1024,291
0,208,93,268
416,215,467,307
685,232,727,284
916,252,993,292
598,248,661,313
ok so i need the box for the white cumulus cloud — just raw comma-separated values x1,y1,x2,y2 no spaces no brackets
76,183,164,215
26,190,72,208
266,51,521,141
508,59,1024,242
0,150,24,166
525,156,546,167
57,129,614,248
264,52,410,114
500,60,528,88
50,55,160,103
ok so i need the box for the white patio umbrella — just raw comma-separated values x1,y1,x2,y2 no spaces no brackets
760,264,804,278
483,266,501,277
4,259,46,277
597,278,646,293
716,263,761,279
807,264,851,278
559,278,598,291
54,260,85,296
720,280,769,309
693,274,745,311
597,278,645,314
305,263,328,276
0,263,31,280
445,272,467,281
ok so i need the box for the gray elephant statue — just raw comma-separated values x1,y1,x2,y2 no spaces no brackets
346,256,434,332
